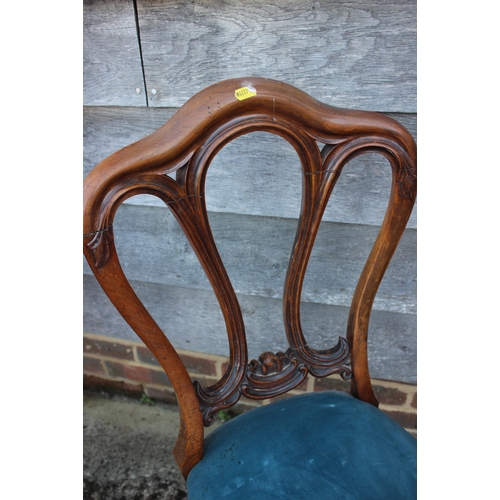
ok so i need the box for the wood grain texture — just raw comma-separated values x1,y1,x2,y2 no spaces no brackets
84,274,416,384
137,0,416,111
84,106,416,228
83,204,416,315
84,0,147,106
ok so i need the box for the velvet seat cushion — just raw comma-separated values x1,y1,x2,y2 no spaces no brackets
187,391,416,499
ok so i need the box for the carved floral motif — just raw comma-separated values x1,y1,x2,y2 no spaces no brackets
241,348,307,399
248,350,292,376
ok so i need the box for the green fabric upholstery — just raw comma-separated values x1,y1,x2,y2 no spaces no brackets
187,391,416,499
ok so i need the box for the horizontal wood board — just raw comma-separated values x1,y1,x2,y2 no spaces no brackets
83,106,417,228
83,204,416,315
136,0,416,112
84,274,416,383
84,0,146,106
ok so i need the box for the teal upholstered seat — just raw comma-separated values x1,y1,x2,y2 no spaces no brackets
187,391,416,499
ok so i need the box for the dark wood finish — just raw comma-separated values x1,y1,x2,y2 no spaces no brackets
83,77,416,477
83,106,417,228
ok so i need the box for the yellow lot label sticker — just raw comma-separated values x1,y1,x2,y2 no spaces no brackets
235,85,257,101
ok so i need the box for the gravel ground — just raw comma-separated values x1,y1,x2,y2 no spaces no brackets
83,390,222,500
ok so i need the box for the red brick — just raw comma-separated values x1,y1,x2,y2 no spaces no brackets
83,374,144,397
105,360,146,381
83,337,134,361
381,409,417,430
410,392,417,409
191,375,219,389
83,356,105,375
179,353,217,377
149,368,172,387
136,346,161,366
137,347,217,377
221,361,230,375
314,378,410,407
105,360,171,386
372,384,407,406
144,386,178,405
313,376,350,393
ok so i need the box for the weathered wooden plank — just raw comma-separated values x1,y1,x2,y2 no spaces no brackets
83,107,176,178
83,204,416,315
84,106,417,228
84,0,147,106
84,274,416,383
137,0,416,112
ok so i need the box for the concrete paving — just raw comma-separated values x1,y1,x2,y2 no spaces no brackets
83,389,223,500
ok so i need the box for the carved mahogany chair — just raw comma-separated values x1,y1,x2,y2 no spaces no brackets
83,78,417,499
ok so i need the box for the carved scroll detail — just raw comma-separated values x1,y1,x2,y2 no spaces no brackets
195,336,351,425
249,350,293,376
194,381,242,426
86,226,113,269
396,164,417,200
294,336,351,378
241,349,308,399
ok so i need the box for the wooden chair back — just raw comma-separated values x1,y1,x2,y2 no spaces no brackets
83,77,417,477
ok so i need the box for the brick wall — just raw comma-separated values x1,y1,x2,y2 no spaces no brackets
84,332,416,437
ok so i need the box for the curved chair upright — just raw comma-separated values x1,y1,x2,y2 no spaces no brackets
83,77,417,499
